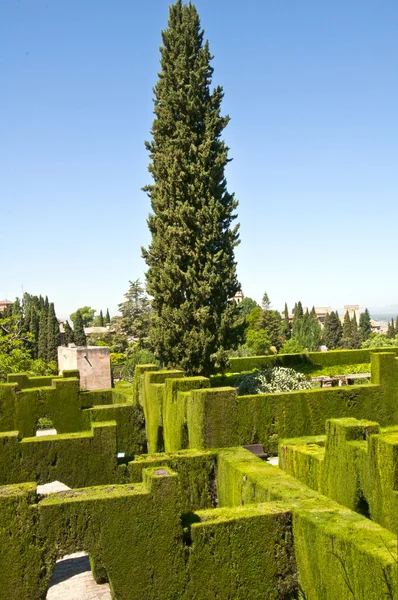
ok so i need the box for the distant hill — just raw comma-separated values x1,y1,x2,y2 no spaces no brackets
368,305,398,322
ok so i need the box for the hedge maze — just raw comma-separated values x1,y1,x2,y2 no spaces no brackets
1,351,398,598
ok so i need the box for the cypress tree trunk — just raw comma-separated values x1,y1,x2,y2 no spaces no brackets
142,0,241,375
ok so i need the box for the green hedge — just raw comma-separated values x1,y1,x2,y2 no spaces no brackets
139,353,398,455
127,448,217,512
0,422,119,488
280,416,398,535
228,346,398,373
217,447,398,600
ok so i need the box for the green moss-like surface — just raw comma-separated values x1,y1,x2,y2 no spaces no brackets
128,448,217,511
228,347,398,373
0,422,119,487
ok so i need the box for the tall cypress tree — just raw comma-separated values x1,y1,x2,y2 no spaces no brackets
73,310,87,346
47,302,60,363
105,309,111,325
142,0,241,375
38,307,48,360
99,310,104,327
359,308,372,344
351,313,360,349
292,301,304,336
323,311,343,349
29,310,40,358
63,320,74,346
283,302,291,340
387,318,395,339
340,311,353,349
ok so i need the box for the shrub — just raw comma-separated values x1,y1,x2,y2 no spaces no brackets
121,347,159,382
234,367,312,395
279,338,306,355
256,367,312,393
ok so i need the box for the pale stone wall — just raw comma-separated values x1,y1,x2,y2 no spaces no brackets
57,346,112,390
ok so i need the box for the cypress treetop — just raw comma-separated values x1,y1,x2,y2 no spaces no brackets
142,0,241,375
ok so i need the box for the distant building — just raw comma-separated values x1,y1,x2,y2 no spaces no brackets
343,305,360,324
232,290,244,304
370,320,381,333
0,299,12,313
313,307,331,326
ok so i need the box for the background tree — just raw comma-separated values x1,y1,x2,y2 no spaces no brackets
322,311,342,349
359,308,372,344
292,308,321,351
73,310,87,346
261,291,271,311
237,297,259,318
350,313,360,349
292,301,304,334
282,302,291,340
106,309,111,325
38,305,48,360
63,320,74,346
118,280,151,347
340,311,354,349
142,0,241,375
70,306,95,328
259,309,285,350
386,318,396,339
46,302,60,362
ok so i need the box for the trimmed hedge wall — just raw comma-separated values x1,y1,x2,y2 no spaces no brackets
0,374,147,460
139,352,398,455
127,448,217,512
227,346,398,373
280,415,398,535
217,447,398,600
0,422,119,488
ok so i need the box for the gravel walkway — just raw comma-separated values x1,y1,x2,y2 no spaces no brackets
46,552,111,600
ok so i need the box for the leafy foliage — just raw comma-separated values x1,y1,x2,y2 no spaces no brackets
279,337,306,355
362,333,398,348
121,346,159,382
234,367,312,395
70,306,95,327
256,367,313,394
117,279,151,346
237,297,259,318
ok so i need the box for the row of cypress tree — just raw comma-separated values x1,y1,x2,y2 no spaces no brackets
281,302,373,351
4,295,88,365
10,294,61,363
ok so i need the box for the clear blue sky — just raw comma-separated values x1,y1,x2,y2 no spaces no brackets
1,0,397,319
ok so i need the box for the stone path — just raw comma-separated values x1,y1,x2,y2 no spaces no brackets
46,552,111,600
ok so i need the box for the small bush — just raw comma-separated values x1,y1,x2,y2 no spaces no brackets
234,367,312,395
36,416,54,430
256,367,313,393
